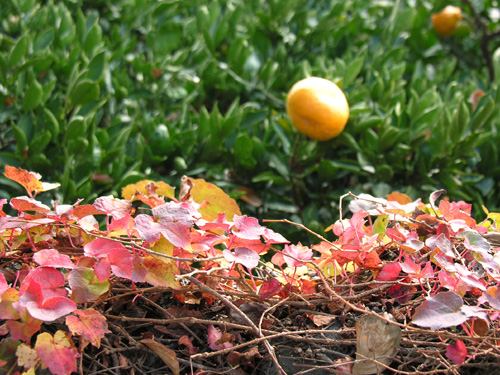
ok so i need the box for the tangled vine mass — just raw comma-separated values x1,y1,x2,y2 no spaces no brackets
1,166,500,375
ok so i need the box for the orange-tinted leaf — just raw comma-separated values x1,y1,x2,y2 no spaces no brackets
35,331,79,375
188,178,241,221
3,166,58,197
137,255,180,289
66,308,110,348
140,338,180,375
386,191,413,205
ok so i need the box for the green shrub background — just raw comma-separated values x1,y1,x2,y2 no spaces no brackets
1,0,500,241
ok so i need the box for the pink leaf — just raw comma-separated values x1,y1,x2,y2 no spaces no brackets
84,238,134,280
134,214,162,243
134,214,191,248
19,267,67,305
93,195,132,220
26,297,77,322
233,215,266,240
263,228,288,244
223,247,260,269
207,325,233,350
446,340,467,365
33,249,75,269
271,252,285,267
152,201,201,225
282,244,313,267
0,273,9,297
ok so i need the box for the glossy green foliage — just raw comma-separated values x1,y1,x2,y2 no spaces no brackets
1,0,499,238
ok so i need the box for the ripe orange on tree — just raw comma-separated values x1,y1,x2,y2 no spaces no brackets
286,77,349,142
431,5,462,36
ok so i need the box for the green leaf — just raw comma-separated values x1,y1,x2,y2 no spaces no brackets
69,79,100,107
470,96,495,133
66,116,87,141
34,28,54,52
43,108,60,137
29,131,52,155
22,78,43,111
83,23,103,57
8,34,29,68
87,51,106,81
12,125,28,155
344,55,364,87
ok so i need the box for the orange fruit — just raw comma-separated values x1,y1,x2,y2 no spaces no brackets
431,5,462,36
286,77,349,141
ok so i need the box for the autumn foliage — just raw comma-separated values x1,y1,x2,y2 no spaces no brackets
1,166,500,374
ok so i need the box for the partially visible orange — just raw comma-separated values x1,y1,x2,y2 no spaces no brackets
286,77,349,141
431,6,462,36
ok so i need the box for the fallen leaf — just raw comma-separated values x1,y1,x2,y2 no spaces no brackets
140,338,180,375
352,313,401,375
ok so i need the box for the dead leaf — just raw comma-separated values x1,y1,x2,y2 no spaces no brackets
352,313,402,375
140,338,180,375
306,314,337,327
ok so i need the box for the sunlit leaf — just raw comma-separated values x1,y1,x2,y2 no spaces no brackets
35,331,79,375
66,308,110,348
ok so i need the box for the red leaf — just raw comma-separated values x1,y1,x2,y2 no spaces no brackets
386,227,406,242
66,308,110,348
376,262,402,281
259,278,282,300
223,247,260,269
439,200,476,229
400,256,434,279
70,204,106,219
35,331,79,375
446,340,467,365
33,249,75,269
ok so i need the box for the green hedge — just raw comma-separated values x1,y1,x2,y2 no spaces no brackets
1,0,499,240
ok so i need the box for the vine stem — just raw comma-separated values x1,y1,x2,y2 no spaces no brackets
187,276,288,375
